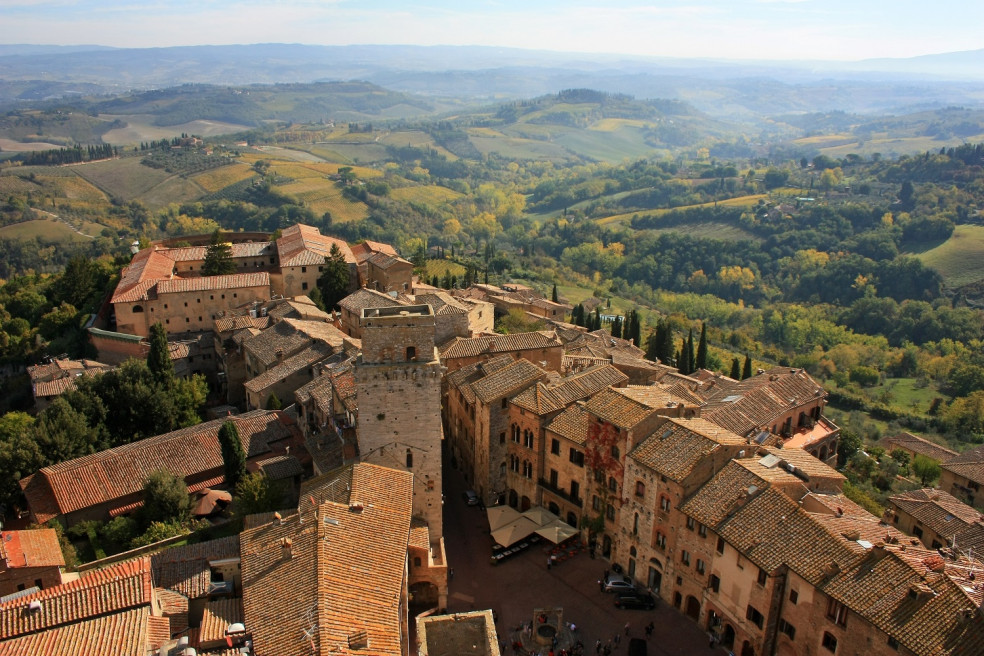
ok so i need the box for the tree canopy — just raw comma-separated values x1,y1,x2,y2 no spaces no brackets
201,229,235,276
318,242,351,309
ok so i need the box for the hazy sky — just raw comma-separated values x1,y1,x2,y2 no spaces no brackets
3,0,981,62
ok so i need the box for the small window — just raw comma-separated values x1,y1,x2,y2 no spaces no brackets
592,496,602,511
302,282,308,290
698,523,707,538
746,605,764,629
606,503,615,521
789,589,799,605
608,477,618,493
757,568,768,586
413,557,422,567
716,537,725,554
709,574,720,593
406,449,413,467
659,496,671,512
635,480,645,497
569,449,584,467
551,439,560,455
184,302,188,307
197,298,201,303
680,550,690,566
822,632,837,653
778,618,796,640
164,304,168,309
301,266,307,273
499,432,506,444
655,532,666,550
406,346,416,360
611,445,620,459
826,599,848,627
696,559,705,575
686,517,696,531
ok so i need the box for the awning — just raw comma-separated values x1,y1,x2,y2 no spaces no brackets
486,504,522,532
491,517,540,547
521,506,561,527
535,519,579,544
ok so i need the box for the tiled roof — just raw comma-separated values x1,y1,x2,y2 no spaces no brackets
445,354,516,404
545,404,590,446
821,545,984,656
32,376,78,399
163,241,273,262
111,248,176,303
150,535,240,600
198,597,243,648
257,454,304,480
243,318,346,368
882,432,958,463
0,557,152,639
409,519,431,552
511,365,628,415
470,358,547,404
338,287,406,314
276,223,356,267
412,291,468,316
156,271,270,294
0,529,64,569
629,417,745,483
583,385,692,429
366,251,412,270
266,297,331,322
0,607,157,656
244,341,334,393
350,239,398,264
241,463,411,656
889,488,984,552
762,446,846,489
439,331,562,360
213,314,271,333
808,511,908,546
27,358,110,383
20,411,292,523
942,444,984,486
680,460,807,529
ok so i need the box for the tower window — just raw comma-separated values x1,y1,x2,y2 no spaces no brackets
406,346,416,360
406,449,413,468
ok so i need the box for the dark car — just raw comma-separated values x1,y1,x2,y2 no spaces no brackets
602,574,636,593
614,591,657,610
462,490,480,506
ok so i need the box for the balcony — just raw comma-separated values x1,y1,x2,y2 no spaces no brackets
538,478,582,508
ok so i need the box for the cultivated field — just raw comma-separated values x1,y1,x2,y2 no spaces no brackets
916,224,984,288
596,194,767,226
100,115,250,146
390,185,463,205
191,163,256,192
71,157,174,200
0,217,92,243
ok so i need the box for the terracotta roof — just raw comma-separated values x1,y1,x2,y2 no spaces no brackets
338,287,406,314
198,597,243,648
680,460,807,529
445,354,516,404
762,446,846,489
545,404,590,446
0,557,152,639
21,411,293,523
0,607,159,656
889,489,984,552
241,463,411,656
583,385,692,429
213,314,271,333
882,432,958,463
156,271,270,294
276,223,356,267
244,341,334,393
511,365,628,415
412,291,469,316
366,251,412,270
0,529,64,569
470,358,547,404
439,331,562,360
150,535,240,599
111,248,176,303
243,318,347,369
31,377,79,399
265,297,331,322
409,519,431,552
808,511,909,547
629,417,746,483
942,444,984,486
27,358,110,383
256,454,304,480
350,239,398,264
820,545,984,656
163,241,273,262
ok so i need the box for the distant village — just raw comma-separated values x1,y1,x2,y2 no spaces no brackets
2,223,982,656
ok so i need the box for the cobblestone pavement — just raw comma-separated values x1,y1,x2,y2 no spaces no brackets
443,468,720,655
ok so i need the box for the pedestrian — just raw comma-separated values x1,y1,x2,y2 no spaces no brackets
645,622,654,639
598,579,603,592
449,567,454,580
595,639,602,654
624,621,630,636
547,556,552,570
603,644,611,656
569,622,577,633
613,633,620,647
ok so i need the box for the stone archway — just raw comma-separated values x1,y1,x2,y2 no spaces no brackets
685,595,701,620
722,624,736,650
508,489,519,508
741,640,754,656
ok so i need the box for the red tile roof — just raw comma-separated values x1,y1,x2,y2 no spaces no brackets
20,411,293,524
942,444,984,487
0,529,65,569
111,248,176,303
0,607,157,656
439,331,562,360
882,432,958,463
276,224,356,267
0,557,152,639
156,271,270,294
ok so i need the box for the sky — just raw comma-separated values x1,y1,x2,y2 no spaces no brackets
2,0,982,62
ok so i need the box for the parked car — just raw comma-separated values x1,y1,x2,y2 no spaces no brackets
462,490,480,506
614,591,657,610
602,574,636,593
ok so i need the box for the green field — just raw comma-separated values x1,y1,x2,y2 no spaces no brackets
916,224,984,288
0,217,93,243
469,133,572,162
72,157,174,200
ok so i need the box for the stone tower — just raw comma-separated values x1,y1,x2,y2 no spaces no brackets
354,304,444,541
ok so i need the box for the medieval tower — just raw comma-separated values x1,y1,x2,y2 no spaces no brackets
354,304,444,541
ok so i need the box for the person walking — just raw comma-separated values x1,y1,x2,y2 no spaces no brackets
595,639,602,654
547,556,552,570
624,622,630,636
449,567,454,580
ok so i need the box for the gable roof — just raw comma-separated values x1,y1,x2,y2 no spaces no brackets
942,444,984,487
0,557,153,640
276,224,355,267
882,432,958,463
20,411,293,523
155,271,270,295
111,248,176,303
240,463,411,656
470,358,547,404
889,488,984,552
0,606,164,656
629,417,746,484
150,535,241,600
338,287,406,314
244,342,335,394
511,365,628,415
439,331,562,360
0,529,64,570
583,385,693,430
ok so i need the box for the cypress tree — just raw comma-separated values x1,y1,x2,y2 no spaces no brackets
685,329,695,375
318,243,351,310
218,420,246,488
551,284,559,303
202,229,235,276
266,393,282,410
742,354,753,380
696,323,708,370
730,357,741,379
147,322,174,386
611,315,622,339
678,337,688,374
628,310,641,346
645,329,660,361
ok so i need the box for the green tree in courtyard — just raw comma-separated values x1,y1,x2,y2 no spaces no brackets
318,243,351,310
139,469,191,528
218,420,246,489
911,455,941,486
147,322,174,386
201,229,236,276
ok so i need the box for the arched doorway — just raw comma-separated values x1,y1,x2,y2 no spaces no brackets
721,625,736,650
508,489,518,507
685,595,700,620
409,581,439,610
741,640,754,656
566,511,577,527
548,501,560,515
602,535,612,558
521,495,532,511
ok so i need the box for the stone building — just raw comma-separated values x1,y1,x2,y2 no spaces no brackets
940,444,984,509
365,251,414,294
887,488,984,552
0,529,65,596
354,305,446,546
271,223,357,298
440,331,564,374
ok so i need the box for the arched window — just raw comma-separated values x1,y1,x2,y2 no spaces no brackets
132,305,144,313
635,480,646,497
406,449,413,468
633,512,639,535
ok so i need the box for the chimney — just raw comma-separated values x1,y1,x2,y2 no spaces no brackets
349,502,364,513
824,561,841,578
281,537,293,560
